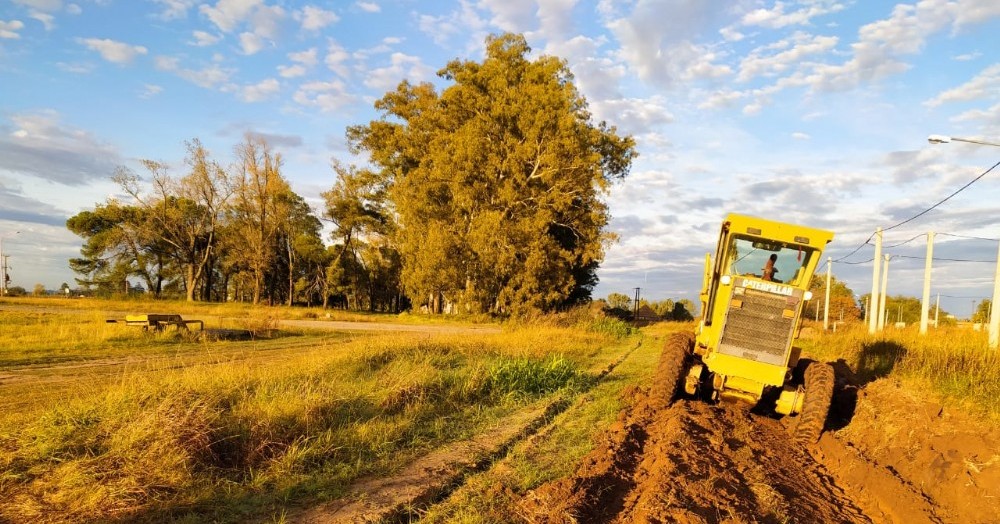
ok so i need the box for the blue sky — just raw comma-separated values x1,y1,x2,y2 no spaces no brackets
1,0,998,317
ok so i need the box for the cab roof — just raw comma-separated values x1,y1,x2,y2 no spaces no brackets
723,213,834,248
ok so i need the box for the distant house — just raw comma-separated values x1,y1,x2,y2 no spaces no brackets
634,304,660,325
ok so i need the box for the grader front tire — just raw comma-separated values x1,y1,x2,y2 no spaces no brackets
794,361,834,445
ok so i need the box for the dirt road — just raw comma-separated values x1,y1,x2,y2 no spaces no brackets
520,353,998,524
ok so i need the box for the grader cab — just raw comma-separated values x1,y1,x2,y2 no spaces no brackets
661,213,836,444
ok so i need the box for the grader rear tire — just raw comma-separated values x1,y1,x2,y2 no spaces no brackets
794,361,834,445
651,332,693,407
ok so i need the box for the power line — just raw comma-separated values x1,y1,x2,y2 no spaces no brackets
883,232,927,248
828,160,1000,268
937,232,1000,242
883,160,1000,232
893,254,996,263
838,257,875,265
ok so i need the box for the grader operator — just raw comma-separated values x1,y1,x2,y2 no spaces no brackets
660,213,835,444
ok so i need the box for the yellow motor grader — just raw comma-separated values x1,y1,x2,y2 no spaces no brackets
660,213,835,444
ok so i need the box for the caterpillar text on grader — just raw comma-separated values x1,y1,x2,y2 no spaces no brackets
660,213,836,444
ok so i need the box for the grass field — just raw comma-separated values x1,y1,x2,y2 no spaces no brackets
798,321,1000,423
3,297,997,523
0,298,635,523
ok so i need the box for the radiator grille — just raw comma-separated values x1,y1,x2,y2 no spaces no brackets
718,285,798,366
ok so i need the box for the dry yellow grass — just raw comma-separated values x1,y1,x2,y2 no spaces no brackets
0,298,635,523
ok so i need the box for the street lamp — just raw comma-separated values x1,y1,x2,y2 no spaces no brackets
927,134,1000,147
930,133,1000,348
0,231,20,296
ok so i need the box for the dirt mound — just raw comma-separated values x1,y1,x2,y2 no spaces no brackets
520,352,1000,524
521,384,869,523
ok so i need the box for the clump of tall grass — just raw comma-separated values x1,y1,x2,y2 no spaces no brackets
803,324,1000,421
586,317,636,339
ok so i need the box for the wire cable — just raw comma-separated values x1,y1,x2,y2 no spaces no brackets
883,232,927,249
883,160,1000,232
937,232,1000,242
892,254,996,263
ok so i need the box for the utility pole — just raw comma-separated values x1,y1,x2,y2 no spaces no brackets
869,228,883,334
920,232,934,335
934,294,940,328
878,255,890,332
1,255,8,296
633,287,640,320
990,241,1000,349
824,257,831,330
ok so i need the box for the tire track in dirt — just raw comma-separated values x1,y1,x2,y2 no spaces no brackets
521,384,872,524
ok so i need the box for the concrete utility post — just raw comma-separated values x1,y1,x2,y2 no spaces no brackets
920,232,934,335
878,255,890,332
824,257,831,330
990,241,1000,349
935,294,940,328
0,231,20,296
869,228,883,333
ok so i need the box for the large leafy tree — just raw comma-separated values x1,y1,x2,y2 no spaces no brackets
228,134,295,304
66,202,164,295
347,33,636,314
113,139,230,301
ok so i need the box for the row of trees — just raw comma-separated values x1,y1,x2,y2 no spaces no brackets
66,33,636,314
604,292,696,321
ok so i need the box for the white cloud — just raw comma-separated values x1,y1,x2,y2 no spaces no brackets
0,110,120,186
590,96,674,135
293,79,356,112
139,84,163,99
951,102,1000,125
55,61,94,73
239,31,264,54
152,0,196,20
289,47,318,65
11,0,62,12
277,64,306,78
363,52,434,92
240,78,279,102
191,30,221,46
698,89,743,110
609,2,733,88
719,26,744,42
0,20,25,39
741,1,846,29
737,32,838,83
155,55,233,89
249,3,284,39
924,63,1000,107
536,0,578,39
356,1,380,13
78,37,148,64
416,1,487,47
29,12,55,30
200,0,262,33
66,3,80,15
479,0,535,33
296,5,339,31
953,51,981,61
325,41,350,77
791,132,810,140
